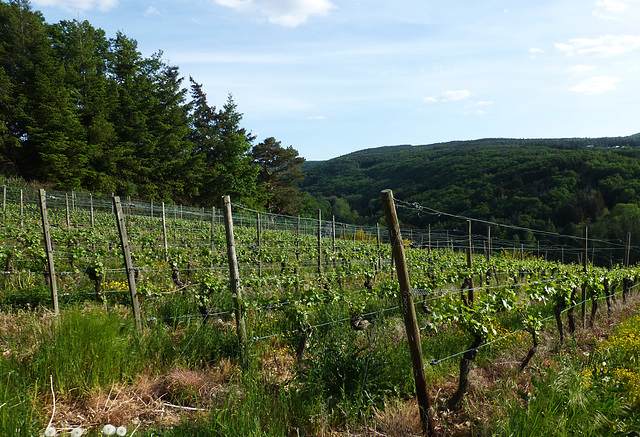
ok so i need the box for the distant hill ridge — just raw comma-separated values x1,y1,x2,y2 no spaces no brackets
300,134,640,249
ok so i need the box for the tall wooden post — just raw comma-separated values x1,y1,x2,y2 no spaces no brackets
38,190,59,315
625,231,631,267
222,196,248,368
65,193,71,228
317,209,322,276
332,215,336,252
467,220,474,306
162,202,169,263
582,226,588,328
381,190,434,436
257,213,262,277
90,193,95,228
210,206,216,267
113,196,142,332
376,222,382,271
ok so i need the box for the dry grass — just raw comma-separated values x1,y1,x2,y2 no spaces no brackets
11,292,640,436
38,362,242,434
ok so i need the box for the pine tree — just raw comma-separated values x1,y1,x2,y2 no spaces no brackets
188,80,259,206
251,137,305,214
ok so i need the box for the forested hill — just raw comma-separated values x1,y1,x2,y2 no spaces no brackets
301,135,640,243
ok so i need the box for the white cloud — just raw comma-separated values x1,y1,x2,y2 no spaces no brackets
145,6,161,16
570,75,620,93
570,64,597,73
31,0,117,12
307,115,327,120
464,100,493,115
424,90,472,103
214,0,336,27
528,47,544,59
556,35,640,57
593,0,636,19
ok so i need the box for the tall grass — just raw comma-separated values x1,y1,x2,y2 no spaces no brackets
26,307,143,397
0,361,39,436
489,312,640,436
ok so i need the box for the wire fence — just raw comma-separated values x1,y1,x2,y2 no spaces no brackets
1,184,638,376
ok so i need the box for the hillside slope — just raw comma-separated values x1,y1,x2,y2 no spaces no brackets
301,136,640,256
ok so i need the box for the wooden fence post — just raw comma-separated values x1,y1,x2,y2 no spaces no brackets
625,231,631,267
90,193,95,227
210,206,216,267
582,226,588,328
113,196,142,332
332,215,336,253
381,189,435,436
467,220,474,306
162,202,169,263
222,196,248,368
257,213,262,277
38,189,59,315
317,209,322,276
65,193,71,228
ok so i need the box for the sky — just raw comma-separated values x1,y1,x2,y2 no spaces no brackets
27,0,640,161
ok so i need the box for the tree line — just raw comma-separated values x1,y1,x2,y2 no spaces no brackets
302,138,640,265
0,0,306,214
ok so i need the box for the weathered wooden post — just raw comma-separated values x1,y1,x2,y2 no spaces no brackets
257,213,262,277
210,206,216,267
467,220,474,306
625,231,631,267
162,202,169,263
113,196,142,332
317,209,322,276
222,196,248,368
38,189,59,315
90,193,95,228
582,226,588,328
332,215,336,253
381,189,435,436
65,193,71,228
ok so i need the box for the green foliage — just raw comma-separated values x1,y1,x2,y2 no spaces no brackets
0,3,280,208
251,136,305,215
0,359,39,436
26,306,142,396
302,139,640,263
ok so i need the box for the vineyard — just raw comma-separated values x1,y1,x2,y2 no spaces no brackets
1,184,640,436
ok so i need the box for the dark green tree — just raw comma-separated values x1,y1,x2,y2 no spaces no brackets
48,18,117,192
251,136,305,214
0,0,87,188
188,80,259,206
145,64,195,201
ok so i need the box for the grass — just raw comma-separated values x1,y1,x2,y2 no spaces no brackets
1,292,640,436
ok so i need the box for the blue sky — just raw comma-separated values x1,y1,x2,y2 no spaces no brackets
30,0,640,161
